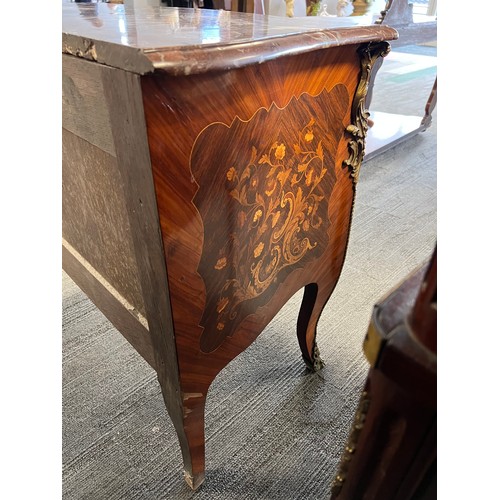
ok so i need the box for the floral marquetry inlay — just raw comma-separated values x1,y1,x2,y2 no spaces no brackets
191,86,350,352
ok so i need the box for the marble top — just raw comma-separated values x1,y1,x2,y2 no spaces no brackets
62,2,398,75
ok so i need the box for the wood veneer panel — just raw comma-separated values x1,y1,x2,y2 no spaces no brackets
62,128,146,317
192,85,350,354
142,44,360,386
140,45,369,483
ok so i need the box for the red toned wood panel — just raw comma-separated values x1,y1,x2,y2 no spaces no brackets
141,45,361,394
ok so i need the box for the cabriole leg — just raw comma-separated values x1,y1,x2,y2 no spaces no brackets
297,282,333,372
158,380,207,490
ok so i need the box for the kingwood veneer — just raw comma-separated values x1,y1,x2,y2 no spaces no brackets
62,2,397,489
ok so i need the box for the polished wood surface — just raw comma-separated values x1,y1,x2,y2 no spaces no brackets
331,248,437,499
62,3,397,490
141,46,364,483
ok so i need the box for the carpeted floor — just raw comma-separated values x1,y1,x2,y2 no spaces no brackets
62,43,437,499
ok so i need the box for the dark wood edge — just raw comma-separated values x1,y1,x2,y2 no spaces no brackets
62,240,157,370
378,323,436,404
421,77,437,131
63,26,398,76
99,65,191,468
363,254,436,407
373,263,428,325
396,420,436,498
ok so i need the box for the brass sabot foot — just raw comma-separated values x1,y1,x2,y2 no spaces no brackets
303,343,325,372
183,470,205,490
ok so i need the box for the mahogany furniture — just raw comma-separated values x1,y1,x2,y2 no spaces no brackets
62,2,397,489
331,247,437,499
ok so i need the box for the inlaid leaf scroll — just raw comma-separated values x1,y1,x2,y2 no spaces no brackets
191,85,349,352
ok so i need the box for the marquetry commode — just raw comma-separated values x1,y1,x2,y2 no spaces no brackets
62,2,397,490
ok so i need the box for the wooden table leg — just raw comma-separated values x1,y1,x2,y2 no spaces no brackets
421,77,437,131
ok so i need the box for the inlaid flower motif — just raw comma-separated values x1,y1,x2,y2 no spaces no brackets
214,257,227,270
217,296,229,313
277,168,291,186
275,144,286,160
254,242,264,258
265,177,277,197
271,211,281,228
306,169,314,186
227,166,236,181
209,115,330,349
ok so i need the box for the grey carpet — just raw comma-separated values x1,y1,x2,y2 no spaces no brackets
62,44,437,499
